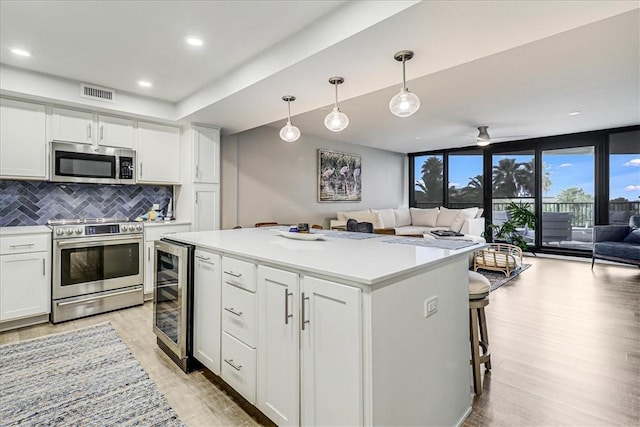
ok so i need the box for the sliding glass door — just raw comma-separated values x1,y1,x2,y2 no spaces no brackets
609,130,640,223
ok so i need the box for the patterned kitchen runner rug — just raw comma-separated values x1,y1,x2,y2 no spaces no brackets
475,263,532,292
0,322,184,427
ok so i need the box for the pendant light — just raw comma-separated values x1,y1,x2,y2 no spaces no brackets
279,95,301,142
324,76,349,132
389,50,420,117
476,126,491,146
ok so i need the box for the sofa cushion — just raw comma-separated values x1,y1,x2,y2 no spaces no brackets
410,208,439,227
475,208,485,219
394,208,412,227
343,211,384,229
337,209,370,222
594,241,640,261
459,207,479,219
394,226,433,236
623,228,640,244
372,208,396,229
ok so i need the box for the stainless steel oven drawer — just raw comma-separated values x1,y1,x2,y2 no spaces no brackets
52,285,143,323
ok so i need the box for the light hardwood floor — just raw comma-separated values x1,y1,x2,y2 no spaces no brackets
1,256,638,426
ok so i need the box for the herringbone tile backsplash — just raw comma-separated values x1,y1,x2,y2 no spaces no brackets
0,180,173,227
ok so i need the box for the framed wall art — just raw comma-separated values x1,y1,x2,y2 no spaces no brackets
318,149,361,202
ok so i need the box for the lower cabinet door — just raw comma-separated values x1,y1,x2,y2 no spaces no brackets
193,250,221,375
221,332,256,404
143,241,155,296
301,277,363,427
257,266,300,426
0,252,50,321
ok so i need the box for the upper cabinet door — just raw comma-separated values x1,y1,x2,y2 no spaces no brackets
51,107,95,145
0,98,47,179
98,115,135,149
137,121,181,184
193,125,220,183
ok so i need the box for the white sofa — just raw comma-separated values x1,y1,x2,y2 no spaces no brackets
330,207,485,237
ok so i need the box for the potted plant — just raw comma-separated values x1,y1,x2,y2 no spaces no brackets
486,201,537,251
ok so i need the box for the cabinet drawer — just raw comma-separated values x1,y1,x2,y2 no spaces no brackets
221,331,256,404
1,234,50,255
143,224,191,241
222,282,256,348
222,257,256,292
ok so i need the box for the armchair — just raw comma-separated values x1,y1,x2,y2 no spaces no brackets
592,215,640,268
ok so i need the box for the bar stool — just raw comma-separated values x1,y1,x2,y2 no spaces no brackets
468,271,491,396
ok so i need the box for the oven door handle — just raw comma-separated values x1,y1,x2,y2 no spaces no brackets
56,234,143,248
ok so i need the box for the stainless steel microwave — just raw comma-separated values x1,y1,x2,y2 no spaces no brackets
50,142,136,185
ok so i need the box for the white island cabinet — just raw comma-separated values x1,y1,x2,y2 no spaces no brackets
172,228,484,427
193,249,222,375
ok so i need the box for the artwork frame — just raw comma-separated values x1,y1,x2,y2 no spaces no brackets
317,149,361,202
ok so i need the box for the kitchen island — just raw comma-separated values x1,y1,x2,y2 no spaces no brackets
164,227,485,426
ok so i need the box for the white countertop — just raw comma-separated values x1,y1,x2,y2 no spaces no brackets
166,228,485,285
142,220,191,227
0,225,52,235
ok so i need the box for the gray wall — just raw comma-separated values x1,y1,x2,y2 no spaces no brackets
221,126,406,229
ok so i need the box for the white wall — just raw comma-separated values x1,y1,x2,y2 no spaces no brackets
221,126,406,229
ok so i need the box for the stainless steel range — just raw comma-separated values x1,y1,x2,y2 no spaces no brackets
49,218,144,323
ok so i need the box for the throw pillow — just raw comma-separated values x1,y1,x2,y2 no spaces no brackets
436,207,460,227
624,228,640,244
449,212,467,233
346,212,384,229
394,208,412,227
460,207,479,220
371,208,396,228
337,209,370,222
475,208,485,219
410,208,439,227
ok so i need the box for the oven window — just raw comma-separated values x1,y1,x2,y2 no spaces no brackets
56,151,116,179
155,250,181,345
60,243,139,286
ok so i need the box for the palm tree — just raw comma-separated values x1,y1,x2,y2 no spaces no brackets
462,175,484,202
492,158,523,198
415,156,443,203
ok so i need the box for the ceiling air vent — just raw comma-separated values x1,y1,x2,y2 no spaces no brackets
80,83,116,103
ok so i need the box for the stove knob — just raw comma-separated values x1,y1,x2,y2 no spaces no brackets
56,229,64,236
65,228,73,235
75,228,82,234
136,224,143,231
121,224,129,232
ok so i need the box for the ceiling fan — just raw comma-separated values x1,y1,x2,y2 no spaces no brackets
467,126,528,146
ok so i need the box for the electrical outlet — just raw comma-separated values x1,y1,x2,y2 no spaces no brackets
424,296,438,318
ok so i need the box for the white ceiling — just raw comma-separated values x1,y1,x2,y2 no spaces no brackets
1,1,638,154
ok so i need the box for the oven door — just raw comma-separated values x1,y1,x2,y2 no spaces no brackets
53,234,143,299
153,239,192,360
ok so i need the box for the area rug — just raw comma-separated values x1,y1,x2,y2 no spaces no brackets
475,263,531,292
0,322,184,426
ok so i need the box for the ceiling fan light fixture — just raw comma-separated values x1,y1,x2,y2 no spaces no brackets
476,126,491,146
324,76,349,132
279,95,301,143
389,50,420,117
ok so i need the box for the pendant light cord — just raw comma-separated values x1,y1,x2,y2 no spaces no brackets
402,56,407,90
334,82,339,109
287,99,291,122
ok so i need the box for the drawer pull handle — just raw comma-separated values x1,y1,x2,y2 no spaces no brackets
284,288,293,325
224,270,242,278
195,255,211,261
224,307,243,317
301,292,310,331
9,243,35,248
224,359,242,371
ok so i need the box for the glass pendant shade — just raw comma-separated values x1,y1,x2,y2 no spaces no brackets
389,88,420,117
279,95,300,142
476,126,491,146
279,120,301,142
389,50,420,118
324,107,349,132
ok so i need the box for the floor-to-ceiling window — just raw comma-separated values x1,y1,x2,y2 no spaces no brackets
412,154,443,208
448,150,483,209
609,130,640,224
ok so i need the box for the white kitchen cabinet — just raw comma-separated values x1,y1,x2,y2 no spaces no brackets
257,266,300,426
143,222,191,298
194,249,222,375
137,121,181,184
257,267,363,427
51,107,95,145
301,276,363,426
97,115,135,149
193,125,220,183
194,187,220,231
0,98,47,179
0,229,51,324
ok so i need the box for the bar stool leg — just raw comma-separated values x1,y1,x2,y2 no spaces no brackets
470,306,483,395
478,306,491,371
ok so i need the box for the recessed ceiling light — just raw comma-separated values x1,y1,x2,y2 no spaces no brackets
569,111,581,116
185,36,203,46
11,48,31,57
138,80,152,88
